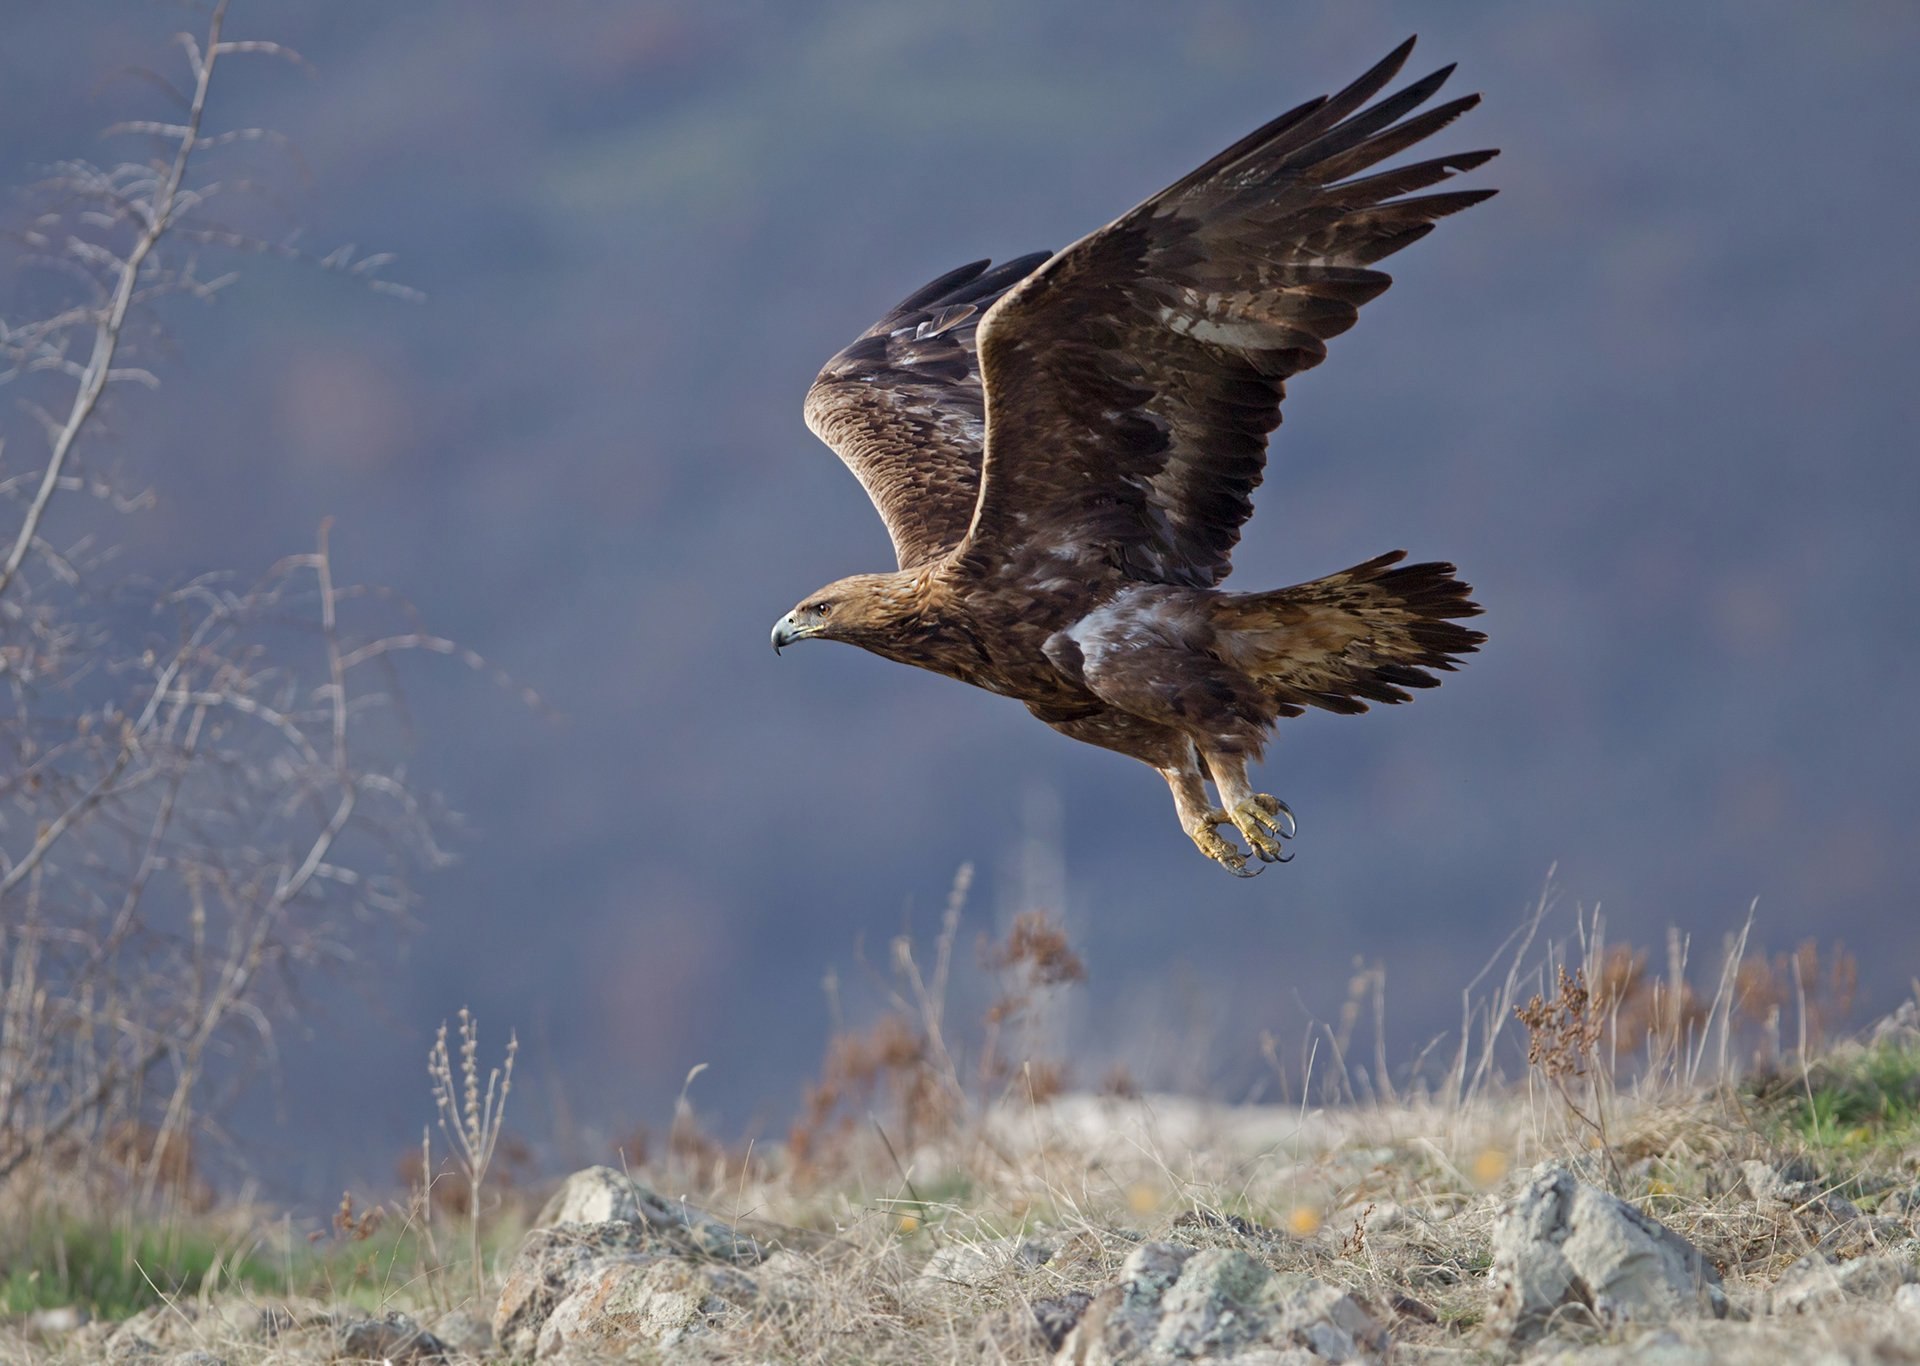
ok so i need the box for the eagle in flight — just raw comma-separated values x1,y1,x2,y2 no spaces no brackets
773,38,1492,876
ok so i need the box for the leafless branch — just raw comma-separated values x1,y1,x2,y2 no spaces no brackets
0,3,495,1201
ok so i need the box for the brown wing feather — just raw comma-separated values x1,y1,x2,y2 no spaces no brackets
959,38,1495,589
1213,551,1486,717
803,254,1050,569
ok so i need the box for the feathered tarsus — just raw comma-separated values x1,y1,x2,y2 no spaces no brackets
776,37,1493,876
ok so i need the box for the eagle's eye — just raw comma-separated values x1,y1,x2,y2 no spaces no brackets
814,602,832,617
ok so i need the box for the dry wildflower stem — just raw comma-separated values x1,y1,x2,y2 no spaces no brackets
1516,965,1623,1187
428,1008,518,1306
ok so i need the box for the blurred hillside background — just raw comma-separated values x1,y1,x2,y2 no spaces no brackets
2,0,1916,1202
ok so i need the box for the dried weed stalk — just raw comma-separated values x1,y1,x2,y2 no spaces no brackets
427,1008,518,1306
1516,965,1622,1185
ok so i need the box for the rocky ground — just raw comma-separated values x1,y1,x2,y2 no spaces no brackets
7,1048,1920,1366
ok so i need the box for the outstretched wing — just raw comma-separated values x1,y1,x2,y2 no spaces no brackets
804,253,1051,570
960,37,1495,588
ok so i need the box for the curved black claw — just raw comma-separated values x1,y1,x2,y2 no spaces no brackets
1250,793,1297,839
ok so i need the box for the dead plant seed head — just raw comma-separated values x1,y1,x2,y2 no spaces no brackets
1516,966,1604,1081
427,1008,518,1305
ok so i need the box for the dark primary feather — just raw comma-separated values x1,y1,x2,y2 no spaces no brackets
803,253,1050,569
959,37,1497,590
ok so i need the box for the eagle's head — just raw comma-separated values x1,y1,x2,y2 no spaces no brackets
772,570,925,654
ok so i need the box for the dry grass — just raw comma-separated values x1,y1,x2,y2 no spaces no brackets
1,889,1917,1363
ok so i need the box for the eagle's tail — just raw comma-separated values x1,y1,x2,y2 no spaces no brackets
1212,551,1485,718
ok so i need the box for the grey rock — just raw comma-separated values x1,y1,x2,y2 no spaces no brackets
532,1165,760,1261
1485,1166,1726,1348
1879,1185,1920,1219
1739,1158,1816,1208
428,1308,492,1357
534,1164,649,1226
535,1256,758,1359
976,1292,1096,1359
493,1171,767,1357
1896,1281,1920,1316
1029,1292,1097,1353
336,1311,447,1362
1738,1158,1863,1237
1771,1249,1917,1313
493,1220,673,1359
1056,1241,1387,1364
918,1234,1057,1288
1812,1214,1909,1260
166,1354,228,1366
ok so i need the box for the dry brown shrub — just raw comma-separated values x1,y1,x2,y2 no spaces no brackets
789,1012,957,1172
1730,940,1858,1051
985,910,1088,988
786,892,1088,1182
1598,945,1706,1057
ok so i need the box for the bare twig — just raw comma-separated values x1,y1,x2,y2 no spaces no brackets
0,2,229,598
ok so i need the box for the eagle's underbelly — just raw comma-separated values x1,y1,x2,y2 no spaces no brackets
944,586,1215,768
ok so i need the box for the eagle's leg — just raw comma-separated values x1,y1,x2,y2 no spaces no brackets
1203,751,1296,864
1159,757,1254,877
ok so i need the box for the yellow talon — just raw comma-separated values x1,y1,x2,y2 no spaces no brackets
1189,819,1257,878
1230,795,1296,864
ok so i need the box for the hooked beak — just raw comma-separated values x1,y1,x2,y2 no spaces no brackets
771,613,805,655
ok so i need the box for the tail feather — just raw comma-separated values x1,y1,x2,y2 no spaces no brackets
1212,550,1484,718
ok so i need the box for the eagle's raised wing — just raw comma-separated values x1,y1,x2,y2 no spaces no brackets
803,253,1051,570
959,38,1494,588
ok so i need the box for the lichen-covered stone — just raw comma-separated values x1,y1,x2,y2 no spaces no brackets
336,1310,447,1362
1771,1249,1918,1313
1486,1166,1726,1348
532,1165,761,1261
492,1220,671,1358
428,1307,492,1357
494,1170,768,1357
1056,1241,1386,1364
535,1256,758,1359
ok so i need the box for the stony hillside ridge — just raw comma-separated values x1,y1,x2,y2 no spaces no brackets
8,1027,1920,1366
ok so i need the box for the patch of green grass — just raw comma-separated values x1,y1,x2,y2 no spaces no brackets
0,1208,489,1320
0,1219,284,1319
1784,1042,1920,1151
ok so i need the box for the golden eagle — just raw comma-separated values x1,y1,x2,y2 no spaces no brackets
773,39,1492,876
